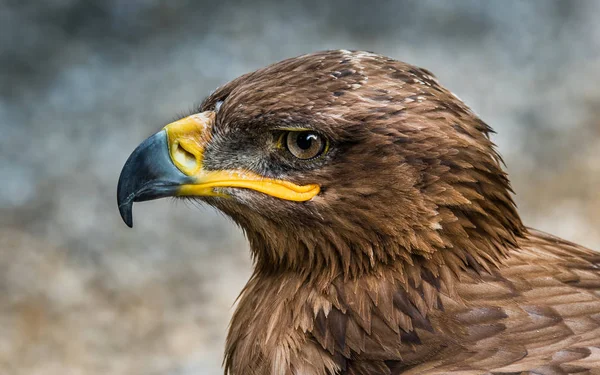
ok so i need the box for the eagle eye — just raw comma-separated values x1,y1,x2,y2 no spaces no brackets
284,131,328,160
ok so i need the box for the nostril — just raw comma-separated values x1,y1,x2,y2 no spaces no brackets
172,142,198,173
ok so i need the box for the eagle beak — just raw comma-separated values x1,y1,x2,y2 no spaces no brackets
117,112,320,227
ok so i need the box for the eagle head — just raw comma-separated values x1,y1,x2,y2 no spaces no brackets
118,50,524,276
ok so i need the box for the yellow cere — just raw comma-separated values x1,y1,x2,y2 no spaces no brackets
162,112,321,202
164,112,215,175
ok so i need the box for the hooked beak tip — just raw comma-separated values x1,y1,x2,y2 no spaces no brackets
116,130,187,229
118,200,134,228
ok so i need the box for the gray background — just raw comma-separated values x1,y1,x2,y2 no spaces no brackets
1,1,599,374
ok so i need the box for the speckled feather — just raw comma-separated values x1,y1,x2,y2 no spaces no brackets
195,51,600,374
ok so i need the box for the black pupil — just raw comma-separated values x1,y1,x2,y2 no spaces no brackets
297,133,318,150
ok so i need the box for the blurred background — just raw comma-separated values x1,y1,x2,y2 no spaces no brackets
1,0,599,374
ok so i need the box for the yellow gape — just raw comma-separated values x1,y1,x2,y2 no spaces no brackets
163,112,320,201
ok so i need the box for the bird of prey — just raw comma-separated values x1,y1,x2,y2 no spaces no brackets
117,50,600,374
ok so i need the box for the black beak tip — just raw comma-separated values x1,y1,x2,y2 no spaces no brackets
117,169,136,228
118,201,134,228
116,130,188,229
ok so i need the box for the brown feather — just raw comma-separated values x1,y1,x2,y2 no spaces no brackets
190,51,600,374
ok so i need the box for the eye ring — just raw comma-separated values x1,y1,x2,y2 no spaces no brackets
284,131,328,160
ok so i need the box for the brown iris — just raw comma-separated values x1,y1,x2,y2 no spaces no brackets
285,131,328,160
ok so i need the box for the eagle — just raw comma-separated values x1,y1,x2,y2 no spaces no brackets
117,50,600,374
